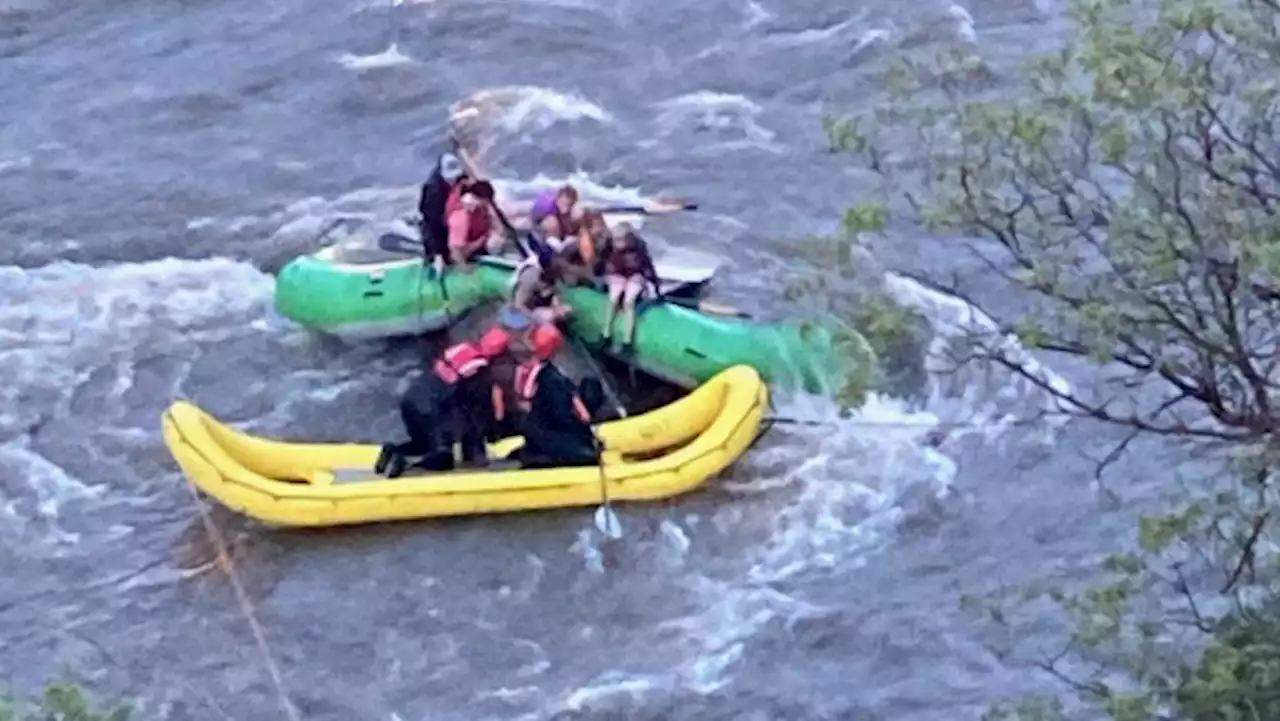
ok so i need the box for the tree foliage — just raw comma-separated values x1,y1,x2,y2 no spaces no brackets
775,231,931,401
0,681,130,721
824,0,1280,717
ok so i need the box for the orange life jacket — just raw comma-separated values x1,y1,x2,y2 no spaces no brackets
434,342,489,384
445,183,494,244
513,359,546,405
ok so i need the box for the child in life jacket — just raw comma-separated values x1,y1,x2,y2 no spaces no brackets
600,223,661,351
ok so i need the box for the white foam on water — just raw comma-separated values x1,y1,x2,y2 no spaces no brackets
742,0,774,29
449,86,613,157
852,26,897,55
882,272,1073,445
0,154,32,173
760,11,868,49
651,91,783,154
946,2,979,45
542,278,1074,714
257,168,662,256
336,42,415,70
0,257,276,550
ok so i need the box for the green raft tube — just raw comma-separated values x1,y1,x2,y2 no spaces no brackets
274,217,719,340
274,219,870,395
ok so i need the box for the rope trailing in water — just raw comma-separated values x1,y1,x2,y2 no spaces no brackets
181,476,302,721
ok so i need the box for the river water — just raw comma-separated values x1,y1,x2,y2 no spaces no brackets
1,0,1178,719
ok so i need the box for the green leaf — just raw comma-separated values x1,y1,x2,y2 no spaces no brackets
1102,553,1145,576
822,112,866,154
1098,118,1131,165
1015,319,1051,349
0,681,131,721
829,0,1280,717
842,202,887,235
1102,691,1154,721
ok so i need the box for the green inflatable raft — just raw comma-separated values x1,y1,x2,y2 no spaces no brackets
274,217,718,340
557,286,864,395
274,219,869,395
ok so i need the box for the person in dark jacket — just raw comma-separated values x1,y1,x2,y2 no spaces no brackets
509,324,600,469
417,151,468,270
376,326,511,478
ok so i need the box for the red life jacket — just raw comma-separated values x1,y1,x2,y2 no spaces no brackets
434,342,490,384
513,359,546,403
445,184,493,245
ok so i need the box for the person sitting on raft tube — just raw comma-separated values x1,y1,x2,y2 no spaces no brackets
509,243,574,326
551,209,612,286
529,185,583,252
446,179,505,269
417,151,469,272
509,324,601,470
600,223,662,350
376,326,512,479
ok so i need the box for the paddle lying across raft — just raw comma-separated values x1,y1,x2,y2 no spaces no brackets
161,365,768,528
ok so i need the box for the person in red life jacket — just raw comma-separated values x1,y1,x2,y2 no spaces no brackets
600,223,662,351
446,179,505,269
376,326,513,478
508,324,601,469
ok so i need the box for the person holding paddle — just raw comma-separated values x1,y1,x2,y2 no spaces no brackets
508,324,599,469
446,179,506,269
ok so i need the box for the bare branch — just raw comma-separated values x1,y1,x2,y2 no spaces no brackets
1222,510,1272,592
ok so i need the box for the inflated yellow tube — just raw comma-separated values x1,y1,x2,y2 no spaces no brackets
161,364,768,527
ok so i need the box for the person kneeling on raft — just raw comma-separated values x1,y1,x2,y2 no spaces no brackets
508,324,602,469
376,326,513,478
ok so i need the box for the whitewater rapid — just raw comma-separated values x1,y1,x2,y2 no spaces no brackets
0,0,1111,717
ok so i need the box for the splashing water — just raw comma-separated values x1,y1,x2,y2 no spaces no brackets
651,91,782,153
534,285,1074,716
0,258,277,552
449,85,614,157
335,42,415,70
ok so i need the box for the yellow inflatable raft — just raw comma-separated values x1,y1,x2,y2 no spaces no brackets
161,365,768,527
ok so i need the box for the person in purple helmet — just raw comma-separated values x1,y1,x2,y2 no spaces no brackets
528,185,583,252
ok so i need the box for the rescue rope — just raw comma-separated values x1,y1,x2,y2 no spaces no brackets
179,463,302,721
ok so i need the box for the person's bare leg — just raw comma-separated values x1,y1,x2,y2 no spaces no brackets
602,275,623,343
621,278,644,345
